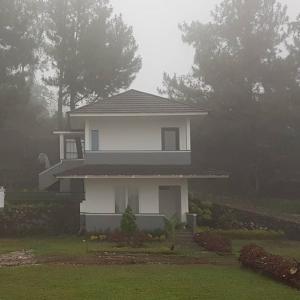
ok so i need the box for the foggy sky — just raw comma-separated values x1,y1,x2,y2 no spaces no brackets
110,0,300,95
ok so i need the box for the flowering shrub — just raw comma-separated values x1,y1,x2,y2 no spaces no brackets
87,229,167,247
239,244,300,289
89,234,107,241
193,232,232,254
147,234,166,242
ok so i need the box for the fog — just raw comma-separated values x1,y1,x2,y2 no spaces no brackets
111,0,300,94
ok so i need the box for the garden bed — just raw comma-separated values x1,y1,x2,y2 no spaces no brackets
38,252,236,266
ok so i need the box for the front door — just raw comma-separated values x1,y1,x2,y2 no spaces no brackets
159,186,181,219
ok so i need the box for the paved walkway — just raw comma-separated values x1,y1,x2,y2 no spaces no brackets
0,250,36,267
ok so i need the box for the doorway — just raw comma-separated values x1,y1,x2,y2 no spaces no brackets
159,186,181,219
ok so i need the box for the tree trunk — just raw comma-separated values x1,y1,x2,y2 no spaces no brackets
70,87,83,158
57,70,64,130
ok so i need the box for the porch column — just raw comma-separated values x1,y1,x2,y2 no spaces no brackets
181,180,189,222
186,118,191,151
59,134,65,160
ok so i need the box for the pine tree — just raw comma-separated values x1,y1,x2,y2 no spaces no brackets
121,207,137,236
43,0,142,129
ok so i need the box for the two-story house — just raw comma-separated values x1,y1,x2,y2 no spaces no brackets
39,90,226,232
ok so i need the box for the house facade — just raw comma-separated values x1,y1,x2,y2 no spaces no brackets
39,90,226,232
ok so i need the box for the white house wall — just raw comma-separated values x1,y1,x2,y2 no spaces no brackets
81,178,189,221
84,116,191,151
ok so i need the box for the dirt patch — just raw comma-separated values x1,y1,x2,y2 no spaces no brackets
38,252,237,266
0,250,36,267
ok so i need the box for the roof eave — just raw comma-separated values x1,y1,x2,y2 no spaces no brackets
56,174,229,179
69,112,208,117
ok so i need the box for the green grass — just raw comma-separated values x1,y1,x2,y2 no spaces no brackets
215,196,300,219
197,227,285,240
252,197,300,216
0,265,300,300
1,237,300,298
1,236,300,261
0,236,86,256
0,236,173,257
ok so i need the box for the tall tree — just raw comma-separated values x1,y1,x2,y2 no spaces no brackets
44,0,142,129
0,0,42,127
160,0,300,194
0,0,55,189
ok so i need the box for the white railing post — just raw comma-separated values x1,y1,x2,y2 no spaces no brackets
0,187,5,209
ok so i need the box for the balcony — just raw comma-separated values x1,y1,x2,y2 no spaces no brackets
85,150,191,165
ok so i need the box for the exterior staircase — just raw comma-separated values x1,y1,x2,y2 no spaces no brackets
39,160,84,191
175,229,197,248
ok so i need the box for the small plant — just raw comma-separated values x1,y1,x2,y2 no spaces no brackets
164,215,181,251
121,206,138,236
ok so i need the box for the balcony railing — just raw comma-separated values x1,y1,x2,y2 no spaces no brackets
84,150,191,165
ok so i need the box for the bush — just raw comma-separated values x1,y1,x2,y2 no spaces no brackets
239,244,300,289
107,229,127,245
196,228,285,240
106,229,148,248
194,232,232,254
0,201,80,236
189,196,213,224
121,207,138,236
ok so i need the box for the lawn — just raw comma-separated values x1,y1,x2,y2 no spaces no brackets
0,236,173,256
0,265,300,300
214,196,300,221
1,236,300,261
1,237,300,299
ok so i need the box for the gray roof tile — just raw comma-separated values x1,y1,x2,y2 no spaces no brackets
70,89,206,115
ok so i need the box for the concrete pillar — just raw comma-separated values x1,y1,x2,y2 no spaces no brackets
180,179,189,222
59,134,65,160
186,118,191,151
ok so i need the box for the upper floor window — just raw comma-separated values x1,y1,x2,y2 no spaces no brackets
65,139,85,159
161,128,179,151
91,130,99,151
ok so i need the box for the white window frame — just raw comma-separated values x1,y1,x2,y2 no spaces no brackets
114,185,139,214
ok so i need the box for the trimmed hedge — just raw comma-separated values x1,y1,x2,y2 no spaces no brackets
0,192,81,236
239,244,300,289
194,232,232,254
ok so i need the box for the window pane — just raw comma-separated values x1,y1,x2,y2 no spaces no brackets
162,128,179,151
66,139,77,159
128,186,139,214
115,186,126,214
91,130,99,151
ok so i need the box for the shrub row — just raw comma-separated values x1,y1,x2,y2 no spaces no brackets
89,230,166,243
190,197,300,240
193,232,232,254
0,201,80,236
239,244,300,289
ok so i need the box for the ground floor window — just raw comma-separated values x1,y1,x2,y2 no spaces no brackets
114,186,139,214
